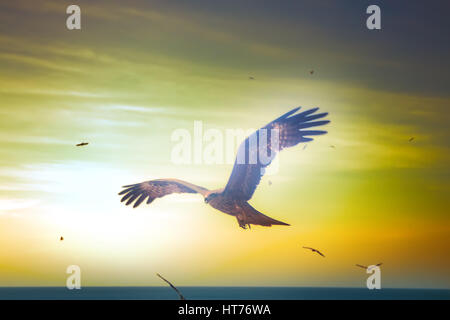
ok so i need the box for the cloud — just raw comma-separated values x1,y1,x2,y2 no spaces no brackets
0,52,82,73
0,199,40,213
0,133,70,145
104,105,170,114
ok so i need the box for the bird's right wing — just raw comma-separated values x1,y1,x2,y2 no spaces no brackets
119,178,209,208
157,273,186,300
222,107,329,201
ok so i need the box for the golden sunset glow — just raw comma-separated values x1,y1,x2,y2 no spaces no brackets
0,1,449,289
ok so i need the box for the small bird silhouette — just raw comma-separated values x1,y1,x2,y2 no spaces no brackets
156,273,186,300
310,70,314,75
408,137,415,142
303,246,325,257
356,263,382,269
60,236,64,241
249,76,255,80
76,142,89,147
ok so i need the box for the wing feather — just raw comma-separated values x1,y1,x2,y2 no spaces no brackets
222,107,330,200
118,179,209,208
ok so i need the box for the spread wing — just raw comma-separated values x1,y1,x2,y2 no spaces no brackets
223,107,330,200
118,178,209,208
156,273,186,300
316,250,325,257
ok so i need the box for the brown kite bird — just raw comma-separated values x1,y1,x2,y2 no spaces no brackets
303,246,325,257
156,273,185,300
119,107,330,229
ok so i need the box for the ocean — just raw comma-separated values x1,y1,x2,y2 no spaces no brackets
0,287,449,300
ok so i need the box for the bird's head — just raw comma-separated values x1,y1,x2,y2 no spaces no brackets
204,193,219,204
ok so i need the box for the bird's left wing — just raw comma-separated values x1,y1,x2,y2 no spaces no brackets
222,107,330,201
157,273,186,300
119,178,209,208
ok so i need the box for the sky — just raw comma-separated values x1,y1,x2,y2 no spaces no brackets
0,0,449,288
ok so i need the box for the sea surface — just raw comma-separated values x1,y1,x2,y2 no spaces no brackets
0,287,449,300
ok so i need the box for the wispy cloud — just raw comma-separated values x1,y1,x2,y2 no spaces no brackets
103,105,170,114
0,53,82,73
0,199,40,212
0,133,70,145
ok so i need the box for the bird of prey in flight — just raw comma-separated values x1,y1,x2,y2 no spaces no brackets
119,107,330,229
156,273,186,300
356,263,382,269
76,142,89,147
302,246,325,257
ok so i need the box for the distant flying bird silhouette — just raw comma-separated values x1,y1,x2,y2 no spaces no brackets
76,142,88,147
329,145,335,148
119,107,330,229
156,273,185,300
356,263,382,269
303,246,325,257
249,76,255,80
60,236,64,241
409,137,414,142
